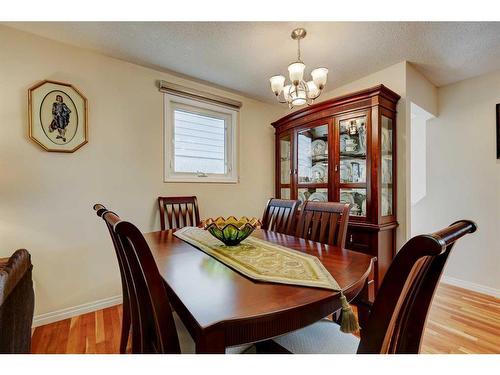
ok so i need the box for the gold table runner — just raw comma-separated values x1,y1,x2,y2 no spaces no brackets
174,227,360,333
174,226,341,291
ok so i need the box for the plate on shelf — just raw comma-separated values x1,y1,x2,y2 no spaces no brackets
298,191,306,204
311,139,327,156
340,191,354,205
309,192,328,202
311,163,327,183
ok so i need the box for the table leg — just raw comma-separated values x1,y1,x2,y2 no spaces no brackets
195,330,226,354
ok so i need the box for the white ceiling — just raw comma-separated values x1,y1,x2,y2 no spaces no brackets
6,22,500,102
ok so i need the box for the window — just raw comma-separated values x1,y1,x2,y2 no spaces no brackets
164,93,238,183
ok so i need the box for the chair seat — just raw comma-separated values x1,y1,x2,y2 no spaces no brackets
273,319,360,354
173,312,254,354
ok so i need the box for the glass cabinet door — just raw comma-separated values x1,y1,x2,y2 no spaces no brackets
381,115,393,216
278,132,292,199
296,123,329,206
338,116,368,217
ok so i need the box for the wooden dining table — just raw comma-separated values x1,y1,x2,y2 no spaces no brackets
144,228,375,353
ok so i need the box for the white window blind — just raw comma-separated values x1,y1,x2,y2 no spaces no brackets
174,109,226,174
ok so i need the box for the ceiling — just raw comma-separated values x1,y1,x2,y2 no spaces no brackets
6,22,500,103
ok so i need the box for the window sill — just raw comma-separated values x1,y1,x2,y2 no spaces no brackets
164,175,238,184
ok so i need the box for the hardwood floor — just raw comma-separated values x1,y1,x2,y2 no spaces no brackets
30,283,500,354
420,284,499,354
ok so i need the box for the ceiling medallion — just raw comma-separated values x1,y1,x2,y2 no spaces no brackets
269,28,328,109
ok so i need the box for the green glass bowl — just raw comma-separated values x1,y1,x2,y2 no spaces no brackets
203,216,260,246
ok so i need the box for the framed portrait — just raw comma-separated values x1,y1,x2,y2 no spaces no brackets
497,103,500,159
28,80,88,153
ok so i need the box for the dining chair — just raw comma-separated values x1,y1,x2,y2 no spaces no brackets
295,201,351,249
94,204,131,354
0,249,34,353
265,220,477,354
96,204,251,354
158,196,201,230
261,198,300,235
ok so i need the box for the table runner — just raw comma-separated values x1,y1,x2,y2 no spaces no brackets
174,226,359,333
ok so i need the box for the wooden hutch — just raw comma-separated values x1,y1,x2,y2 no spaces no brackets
272,84,400,300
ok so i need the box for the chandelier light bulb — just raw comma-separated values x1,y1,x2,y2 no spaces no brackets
288,62,306,86
290,86,307,106
311,68,329,90
269,75,286,95
307,81,320,98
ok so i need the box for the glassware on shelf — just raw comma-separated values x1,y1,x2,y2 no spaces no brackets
340,188,367,217
339,117,367,157
297,124,328,184
340,158,366,183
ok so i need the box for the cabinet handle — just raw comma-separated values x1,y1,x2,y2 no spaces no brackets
349,234,353,243
335,164,339,172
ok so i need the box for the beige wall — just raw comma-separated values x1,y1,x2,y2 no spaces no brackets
0,26,283,318
411,70,500,295
406,62,438,117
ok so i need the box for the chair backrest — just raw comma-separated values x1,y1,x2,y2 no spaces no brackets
94,204,135,353
295,201,351,248
0,249,34,354
357,220,477,354
158,196,200,230
261,198,300,235
97,205,180,353
94,205,129,303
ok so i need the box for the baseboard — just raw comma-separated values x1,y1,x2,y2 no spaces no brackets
33,295,122,328
441,276,500,299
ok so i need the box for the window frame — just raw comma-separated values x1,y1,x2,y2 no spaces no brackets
164,93,239,183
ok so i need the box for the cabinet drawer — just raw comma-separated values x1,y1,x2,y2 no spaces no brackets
346,229,370,253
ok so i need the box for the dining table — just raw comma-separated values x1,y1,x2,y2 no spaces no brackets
144,228,375,353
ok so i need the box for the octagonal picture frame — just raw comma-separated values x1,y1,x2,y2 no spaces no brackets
28,80,88,153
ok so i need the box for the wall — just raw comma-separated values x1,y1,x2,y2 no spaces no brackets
0,26,283,321
411,70,500,296
406,63,438,118
410,103,433,207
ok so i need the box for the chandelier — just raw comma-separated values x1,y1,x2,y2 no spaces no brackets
269,28,328,109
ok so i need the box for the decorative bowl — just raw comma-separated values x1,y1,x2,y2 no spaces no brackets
202,216,261,246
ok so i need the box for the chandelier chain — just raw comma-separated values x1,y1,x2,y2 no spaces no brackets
297,38,301,62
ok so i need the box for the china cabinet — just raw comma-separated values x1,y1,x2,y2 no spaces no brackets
272,85,400,299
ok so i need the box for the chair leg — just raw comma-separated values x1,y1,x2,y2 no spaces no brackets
331,310,341,324
120,304,131,354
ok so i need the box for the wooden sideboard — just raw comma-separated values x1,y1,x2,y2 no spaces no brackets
271,84,400,300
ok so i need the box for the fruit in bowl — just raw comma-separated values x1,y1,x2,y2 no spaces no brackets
202,216,261,246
